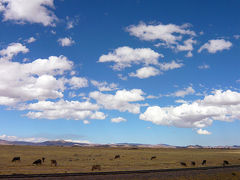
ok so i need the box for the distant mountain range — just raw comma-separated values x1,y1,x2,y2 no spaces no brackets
0,139,240,149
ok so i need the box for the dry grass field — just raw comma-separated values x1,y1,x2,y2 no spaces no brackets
0,145,240,176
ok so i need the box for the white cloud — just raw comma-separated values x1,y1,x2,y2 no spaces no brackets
177,38,196,51
175,99,188,104
146,95,159,99
65,16,78,30
234,35,240,39
91,80,118,91
185,51,193,57
98,46,163,70
196,129,211,135
140,90,240,128
159,60,184,71
26,37,36,43
118,74,128,80
176,38,196,57
68,77,88,89
23,99,105,121
0,134,48,142
0,0,57,26
0,55,73,105
64,139,91,144
67,21,74,29
89,89,145,114
0,134,91,143
198,39,232,53
129,66,160,79
0,42,29,61
58,37,75,47
198,64,210,69
126,22,195,48
83,120,90,124
111,117,127,123
172,86,195,97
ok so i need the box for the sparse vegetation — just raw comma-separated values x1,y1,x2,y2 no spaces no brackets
0,145,240,175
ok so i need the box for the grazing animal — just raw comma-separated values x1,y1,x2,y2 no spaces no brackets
191,161,196,166
12,157,20,162
151,156,156,160
42,157,45,162
92,165,101,171
180,162,187,167
51,160,57,166
114,155,120,159
223,160,229,166
202,160,206,165
33,159,42,166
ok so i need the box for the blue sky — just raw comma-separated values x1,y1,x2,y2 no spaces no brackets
0,0,240,146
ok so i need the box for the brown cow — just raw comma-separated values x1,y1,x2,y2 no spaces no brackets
33,159,42,165
202,160,206,165
92,165,101,171
223,160,229,166
151,156,156,160
180,162,187,167
51,160,57,166
12,157,20,162
114,155,120,159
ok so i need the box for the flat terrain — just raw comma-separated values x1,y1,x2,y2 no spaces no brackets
0,145,240,176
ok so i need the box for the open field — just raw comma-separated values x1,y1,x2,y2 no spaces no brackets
1,145,240,176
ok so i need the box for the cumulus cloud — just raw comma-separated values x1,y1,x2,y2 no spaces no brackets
0,0,58,26
159,61,184,71
176,38,196,57
26,37,36,43
126,22,196,50
170,86,195,97
23,99,105,121
129,66,160,79
98,46,163,70
111,117,127,123
140,90,240,129
68,77,88,89
177,38,196,51
0,55,74,105
89,89,145,114
58,37,75,47
196,129,211,135
128,61,183,79
198,39,232,53
0,42,29,61
91,80,118,91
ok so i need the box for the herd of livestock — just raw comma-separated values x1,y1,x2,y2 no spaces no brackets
11,154,231,171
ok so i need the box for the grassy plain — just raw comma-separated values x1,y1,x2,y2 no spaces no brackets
0,145,240,175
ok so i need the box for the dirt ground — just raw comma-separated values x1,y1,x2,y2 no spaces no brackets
2,166,240,180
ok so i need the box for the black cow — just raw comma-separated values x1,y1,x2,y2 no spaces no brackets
114,155,120,159
33,159,42,165
223,160,229,166
151,156,156,160
92,164,101,171
191,161,196,166
202,160,206,165
180,162,187,167
12,157,20,162
42,157,45,162
51,160,57,166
